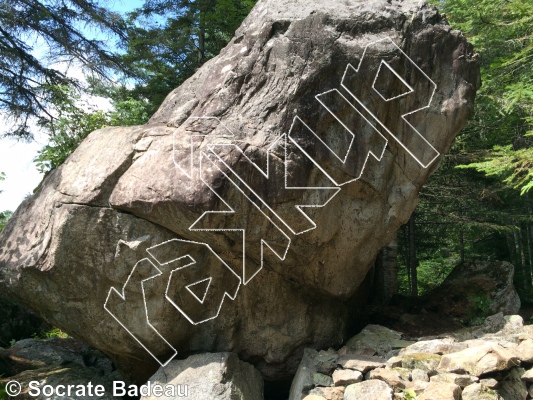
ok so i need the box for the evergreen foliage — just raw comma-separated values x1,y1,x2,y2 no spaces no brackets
0,0,130,139
399,0,533,298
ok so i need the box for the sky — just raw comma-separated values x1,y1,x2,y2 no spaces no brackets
0,0,144,211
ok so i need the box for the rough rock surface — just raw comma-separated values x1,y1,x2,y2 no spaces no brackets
289,348,339,400
344,380,393,400
0,0,479,382
416,382,461,400
438,344,520,376
140,353,263,400
308,386,345,400
461,383,502,400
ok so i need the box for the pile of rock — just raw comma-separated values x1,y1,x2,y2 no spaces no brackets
290,314,533,400
4,312,533,399
0,337,123,400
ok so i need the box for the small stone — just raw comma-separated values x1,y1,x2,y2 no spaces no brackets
407,380,429,395
303,395,326,400
344,380,393,400
411,368,429,382
309,386,344,400
392,368,412,381
387,356,403,368
338,347,349,357
313,372,334,387
479,378,499,389
366,368,409,390
430,372,479,388
315,350,339,375
483,313,507,333
461,383,502,400
514,339,533,363
502,315,524,333
417,382,461,400
332,369,362,386
345,325,412,358
521,367,533,382
338,355,386,373
356,348,379,356
401,353,442,374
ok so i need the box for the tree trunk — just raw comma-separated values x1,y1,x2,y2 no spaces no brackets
459,229,465,264
520,222,532,293
513,228,527,292
370,235,399,305
529,223,533,284
408,213,418,297
459,206,465,264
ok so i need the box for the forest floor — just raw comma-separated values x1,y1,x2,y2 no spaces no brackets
365,305,464,339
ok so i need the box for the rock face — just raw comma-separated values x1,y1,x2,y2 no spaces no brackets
0,0,479,382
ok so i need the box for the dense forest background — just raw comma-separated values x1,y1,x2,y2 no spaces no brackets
0,0,532,302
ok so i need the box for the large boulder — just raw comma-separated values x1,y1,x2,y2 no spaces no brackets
420,261,521,320
140,353,263,400
0,0,480,383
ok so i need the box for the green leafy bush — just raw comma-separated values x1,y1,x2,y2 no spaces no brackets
33,327,69,340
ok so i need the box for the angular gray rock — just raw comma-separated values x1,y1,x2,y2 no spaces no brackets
401,353,442,374
344,380,393,400
338,355,386,374
345,325,412,358
332,369,363,386
496,367,527,400
462,383,502,400
0,0,480,383
289,348,338,400
139,353,263,400
429,372,478,388
309,387,344,400
417,382,461,400
411,368,429,382
366,367,408,390
438,344,520,376
513,338,533,363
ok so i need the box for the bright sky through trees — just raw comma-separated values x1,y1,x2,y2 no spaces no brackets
0,0,143,211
